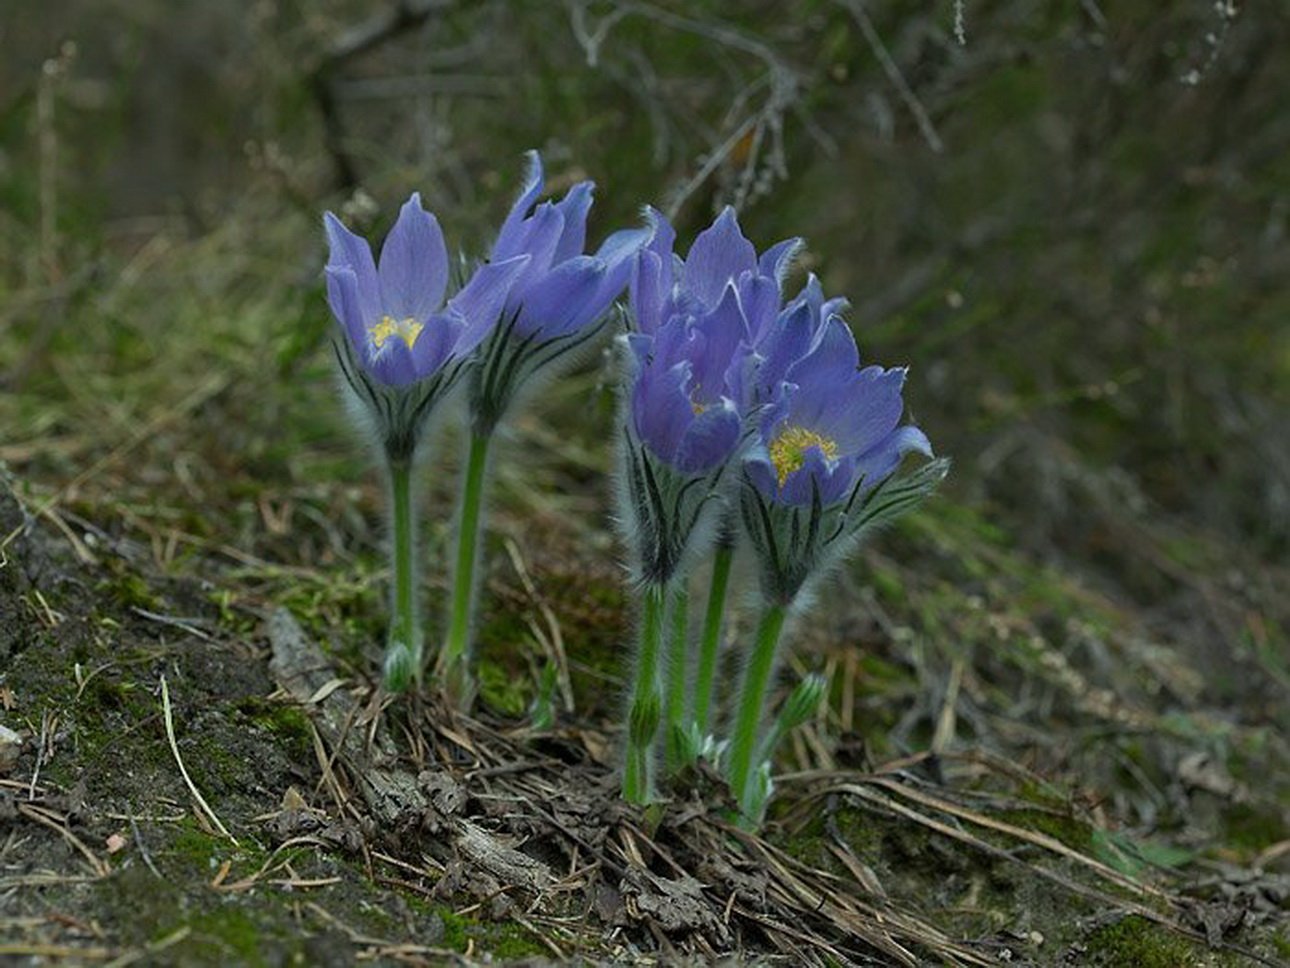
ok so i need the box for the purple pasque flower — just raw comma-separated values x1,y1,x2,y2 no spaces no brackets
745,273,854,406
745,316,932,506
630,205,802,340
492,152,650,342
325,193,528,387
627,282,750,475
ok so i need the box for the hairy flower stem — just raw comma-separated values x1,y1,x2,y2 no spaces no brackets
727,602,789,822
663,584,690,773
382,459,423,692
441,430,491,699
623,583,667,804
693,541,733,735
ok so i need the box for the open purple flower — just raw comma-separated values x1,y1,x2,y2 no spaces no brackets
746,317,931,506
492,152,650,344
325,193,527,388
322,192,530,694
729,317,945,824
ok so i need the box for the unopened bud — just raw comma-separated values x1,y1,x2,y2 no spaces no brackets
629,691,661,747
778,673,827,732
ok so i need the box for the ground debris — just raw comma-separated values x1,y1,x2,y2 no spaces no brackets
264,807,363,852
621,866,729,941
0,723,23,772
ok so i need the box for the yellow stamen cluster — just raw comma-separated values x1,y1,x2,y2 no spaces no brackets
370,315,424,351
768,426,838,488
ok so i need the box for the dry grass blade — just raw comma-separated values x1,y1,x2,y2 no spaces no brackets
860,775,1176,901
160,675,236,843
0,945,114,960
829,781,1199,936
731,824,994,967
101,927,192,968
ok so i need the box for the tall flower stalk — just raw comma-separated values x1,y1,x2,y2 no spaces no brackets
691,534,734,737
662,584,690,772
728,316,947,823
324,194,526,691
438,152,648,701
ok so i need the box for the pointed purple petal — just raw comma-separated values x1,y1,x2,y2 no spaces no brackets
509,203,565,296
807,365,907,456
822,296,851,320
739,272,782,346
643,206,676,264
758,237,804,288
853,425,933,491
446,254,530,355
630,250,667,335
595,225,652,308
683,206,757,308
787,316,860,391
325,266,372,353
598,225,653,269
515,256,609,340
377,193,449,321
757,302,815,396
675,401,740,474
688,283,749,404
552,181,594,263
786,274,824,324
324,212,380,324
493,151,545,260
367,339,419,387
410,309,466,379
633,361,695,465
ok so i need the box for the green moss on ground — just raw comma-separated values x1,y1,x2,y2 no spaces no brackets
1083,916,1203,968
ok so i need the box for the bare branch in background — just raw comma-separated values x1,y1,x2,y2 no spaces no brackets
836,0,944,153
565,0,798,218
1180,1,1241,87
311,0,458,190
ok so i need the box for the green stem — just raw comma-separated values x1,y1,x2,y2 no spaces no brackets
726,602,789,820
440,430,491,696
693,542,734,735
623,583,666,805
663,584,690,773
382,459,422,692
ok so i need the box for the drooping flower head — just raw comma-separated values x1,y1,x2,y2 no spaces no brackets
746,316,932,506
492,152,650,342
325,193,527,387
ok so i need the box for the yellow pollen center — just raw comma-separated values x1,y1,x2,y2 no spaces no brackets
370,315,423,351
768,426,838,488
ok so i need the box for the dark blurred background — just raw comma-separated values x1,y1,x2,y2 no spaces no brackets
2,0,1287,777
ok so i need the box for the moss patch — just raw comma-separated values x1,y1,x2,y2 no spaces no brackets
1083,916,1202,968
